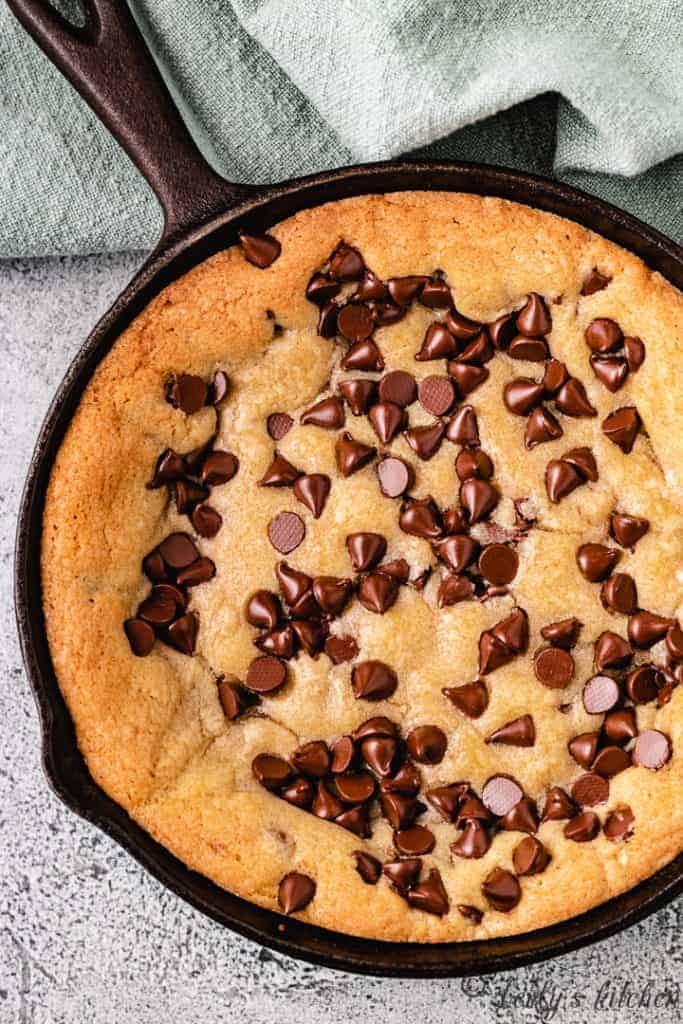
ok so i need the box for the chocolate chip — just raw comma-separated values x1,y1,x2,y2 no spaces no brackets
246,590,282,630
568,731,601,768
376,456,413,497
443,679,489,717
604,708,638,745
404,421,445,460
317,302,340,340
503,796,540,834
339,378,377,415
394,824,435,856
301,396,345,430
482,867,521,912
592,745,631,778
259,453,300,488
351,660,398,700
443,505,470,533
457,904,484,925
362,737,399,778
445,405,479,446
451,820,490,859
245,656,287,693
571,772,609,806
455,328,493,366
601,573,637,614
335,771,376,804
306,273,340,305
525,406,563,448
581,269,611,296
420,276,453,309
325,634,360,667
368,401,406,444
312,779,345,819
378,370,417,407
281,777,315,808
275,561,311,605
191,504,222,539
545,459,583,503
138,587,178,626
633,729,671,770
477,544,518,585
406,868,450,916
200,451,238,489
564,811,600,842
503,378,544,416
356,270,388,302
293,474,331,518
554,378,597,417
174,478,209,514
329,243,364,281
533,647,574,689
330,736,356,773
369,301,405,326
435,534,479,573
124,618,155,656
336,432,376,477
292,740,330,778
508,335,549,362
541,617,582,648
478,633,513,675
406,725,447,764
399,497,443,539
218,679,255,720
380,559,410,583
582,673,620,714
426,782,468,822
387,275,428,306
312,576,353,616
380,792,422,829
447,361,489,396
267,512,305,553
455,448,494,482
338,306,376,347
207,369,228,405
252,753,292,790
482,775,523,816
256,625,297,659
346,532,387,572
666,623,683,660
239,231,280,268
292,619,327,657
278,871,315,914
577,543,620,582
457,792,492,824
585,317,622,353
486,714,535,747
542,787,576,821
166,373,208,414
460,478,499,522
488,313,517,349
590,354,629,392
490,608,529,653
604,806,635,841
602,407,641,453
513,836,550,876
437,573,475,606
628,610,673,648
516,293,552,337
358,572,399,615
157,533,199,571
594,630,633,670
542,359,569,395
353,851,381,884
382,858,422,896
416,375,455,416
624,336,646,372
148,448,186,488
445,309,481,341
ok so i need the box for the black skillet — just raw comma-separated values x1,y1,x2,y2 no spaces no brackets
10,0,683,977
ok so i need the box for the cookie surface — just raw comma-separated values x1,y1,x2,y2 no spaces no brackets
42,192,683,941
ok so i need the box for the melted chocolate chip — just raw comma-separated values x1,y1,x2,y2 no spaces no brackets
513,836,550,876
239,231,281,269
564,811,600,842
329,243,364,281
604,806,635,841
482,867,521,912
516,293,552,337
406,725,447,764
581,269,611,296
585,317,622,353
353,851,382,884
166,373,208,414
577,542,620,582
124,618,155,657
602,407,641,453
445,405,479,446
358,572,399,614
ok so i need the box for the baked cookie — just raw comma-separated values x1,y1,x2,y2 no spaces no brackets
42,193,683,941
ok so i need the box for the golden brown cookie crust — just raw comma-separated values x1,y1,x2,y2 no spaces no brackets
42,192,683,941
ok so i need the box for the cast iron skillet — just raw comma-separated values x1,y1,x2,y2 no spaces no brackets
10,0,683,977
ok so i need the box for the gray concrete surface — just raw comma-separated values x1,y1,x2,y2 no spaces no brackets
0,252,680,1023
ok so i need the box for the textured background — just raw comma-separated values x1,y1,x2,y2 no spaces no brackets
0,251,681,1022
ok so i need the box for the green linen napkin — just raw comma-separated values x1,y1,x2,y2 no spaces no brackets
1,0,681,257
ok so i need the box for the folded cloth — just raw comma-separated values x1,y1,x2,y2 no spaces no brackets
0,0,681,257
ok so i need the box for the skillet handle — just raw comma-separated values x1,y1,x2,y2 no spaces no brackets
6,0,255,242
